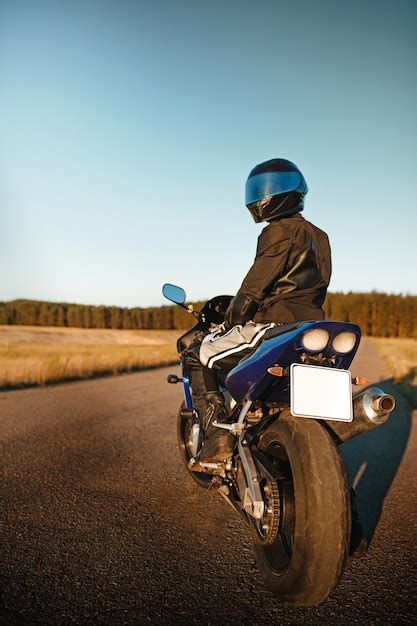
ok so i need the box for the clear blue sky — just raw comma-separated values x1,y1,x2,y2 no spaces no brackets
1,0,416,307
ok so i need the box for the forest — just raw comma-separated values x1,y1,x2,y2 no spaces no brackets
0,293,416,338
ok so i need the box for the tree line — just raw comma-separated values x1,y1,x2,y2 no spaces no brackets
0,299,203,331
0,293,415,337
323,292,416,338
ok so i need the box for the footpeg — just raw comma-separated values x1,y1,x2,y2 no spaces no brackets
188,457,207,473
167,374,183,384
188,458,220,472
188,458,232,473
213,421,245,436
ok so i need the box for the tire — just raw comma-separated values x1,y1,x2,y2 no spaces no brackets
252,410,351,606
177,401,212,489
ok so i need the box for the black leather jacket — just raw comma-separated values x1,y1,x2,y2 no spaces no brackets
228,213,332,325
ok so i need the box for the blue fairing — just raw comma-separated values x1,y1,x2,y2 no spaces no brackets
181,364,193,409
225,320,361,403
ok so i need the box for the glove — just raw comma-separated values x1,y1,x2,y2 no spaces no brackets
224,293,259,329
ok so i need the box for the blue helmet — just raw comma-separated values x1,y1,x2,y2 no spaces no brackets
245,158,308,222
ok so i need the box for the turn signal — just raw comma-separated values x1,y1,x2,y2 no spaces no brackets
352,376,369,385
267,367,284,377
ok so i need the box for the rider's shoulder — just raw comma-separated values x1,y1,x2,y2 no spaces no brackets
257,220,290,253
259,219,290,241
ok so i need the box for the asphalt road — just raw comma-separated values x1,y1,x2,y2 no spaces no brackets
1,338,416,624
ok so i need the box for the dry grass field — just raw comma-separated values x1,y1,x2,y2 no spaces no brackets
373,337,417,408
1,326,416,402
0,325,181,389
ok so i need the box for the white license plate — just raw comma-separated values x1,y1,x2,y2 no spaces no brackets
290,364,353,422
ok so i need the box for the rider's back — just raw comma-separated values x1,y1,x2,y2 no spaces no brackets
239,213,331,324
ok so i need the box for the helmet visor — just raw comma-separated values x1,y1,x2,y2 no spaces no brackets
245,171,303,206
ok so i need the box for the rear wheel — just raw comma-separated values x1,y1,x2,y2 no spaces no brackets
252,411,351,606
177,401,212,488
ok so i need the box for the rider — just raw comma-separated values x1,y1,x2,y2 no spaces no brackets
184,158,332,464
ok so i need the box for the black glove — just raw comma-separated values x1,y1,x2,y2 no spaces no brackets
224,293,259,329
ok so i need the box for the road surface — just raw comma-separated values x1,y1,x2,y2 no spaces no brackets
1,338,415,624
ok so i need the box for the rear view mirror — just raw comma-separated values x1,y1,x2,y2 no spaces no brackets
162,283,186,305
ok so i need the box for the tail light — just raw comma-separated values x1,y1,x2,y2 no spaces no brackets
301,328,329,352
332,331,357,354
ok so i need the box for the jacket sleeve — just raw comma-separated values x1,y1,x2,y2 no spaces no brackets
225,226,290,327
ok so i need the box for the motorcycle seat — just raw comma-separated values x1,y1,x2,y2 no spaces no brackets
263,321,303,341
234,322,303,369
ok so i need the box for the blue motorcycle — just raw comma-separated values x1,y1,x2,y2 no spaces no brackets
163,284,395,606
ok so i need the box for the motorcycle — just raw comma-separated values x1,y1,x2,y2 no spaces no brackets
162,283,396,606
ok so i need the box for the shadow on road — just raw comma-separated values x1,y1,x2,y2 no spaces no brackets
340,376,413,545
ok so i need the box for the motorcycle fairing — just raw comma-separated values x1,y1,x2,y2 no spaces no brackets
181,366,193,409
225,320,361,403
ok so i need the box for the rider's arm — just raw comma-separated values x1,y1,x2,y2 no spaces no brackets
225,224,290,327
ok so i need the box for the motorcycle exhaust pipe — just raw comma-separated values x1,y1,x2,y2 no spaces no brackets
326,386,396,444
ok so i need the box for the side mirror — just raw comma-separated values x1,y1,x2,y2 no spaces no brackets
162,283,186,305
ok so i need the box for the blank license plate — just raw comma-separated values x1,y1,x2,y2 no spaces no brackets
290,364,353,422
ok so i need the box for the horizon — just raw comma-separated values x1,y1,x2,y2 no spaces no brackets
2,288,416,312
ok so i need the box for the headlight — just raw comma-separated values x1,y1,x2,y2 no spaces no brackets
301,328,329,352
333,331,357,353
